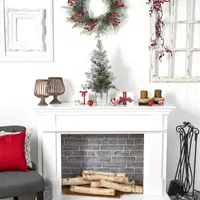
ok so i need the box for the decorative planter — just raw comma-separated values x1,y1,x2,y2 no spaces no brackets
95,93,108,106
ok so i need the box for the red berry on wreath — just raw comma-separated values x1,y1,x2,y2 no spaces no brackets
87,100,93,106
148,100,154,106
115,1,124,8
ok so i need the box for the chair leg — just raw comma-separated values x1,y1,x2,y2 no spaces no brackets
14,197,18,200
37,191,44,200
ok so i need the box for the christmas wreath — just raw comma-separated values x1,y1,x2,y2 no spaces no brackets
65,0,126,36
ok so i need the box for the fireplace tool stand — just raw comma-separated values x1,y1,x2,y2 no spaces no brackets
168,122,199,200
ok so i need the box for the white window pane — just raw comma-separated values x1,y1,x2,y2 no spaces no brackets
163,24,170,46
194,0,200,20
157,53,170,77
192,24,200,48
162,2,170,21
191,52,200,76
176,0,187,20
175,24,187,49
174,52,186,77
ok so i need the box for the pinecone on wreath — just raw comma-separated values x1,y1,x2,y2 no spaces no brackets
85,39,117,106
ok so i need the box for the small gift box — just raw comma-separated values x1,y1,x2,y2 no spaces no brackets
116,92,134,105
79,91,89,105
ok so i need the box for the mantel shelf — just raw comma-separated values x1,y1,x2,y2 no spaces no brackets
34,103,175,115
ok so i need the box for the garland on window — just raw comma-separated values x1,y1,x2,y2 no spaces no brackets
64,0,126,36
147,0,172,61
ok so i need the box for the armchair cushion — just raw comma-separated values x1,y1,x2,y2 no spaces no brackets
0,126,32,169
0,132,28,172
0,171,45,198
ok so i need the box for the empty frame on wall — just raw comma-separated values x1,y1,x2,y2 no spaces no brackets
150,0,200,82
0,0,54,62
6,8,46,52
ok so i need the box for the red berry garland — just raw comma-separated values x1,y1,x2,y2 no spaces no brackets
65,0,126,36
147,0,172,62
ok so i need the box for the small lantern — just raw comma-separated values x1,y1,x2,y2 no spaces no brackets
34,79,50,106
46,77,65,104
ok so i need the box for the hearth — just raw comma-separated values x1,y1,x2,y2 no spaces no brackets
61,134,144,182
61,134,144,197
34,103,175,200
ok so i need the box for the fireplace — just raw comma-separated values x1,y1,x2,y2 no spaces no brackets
34,103,175,200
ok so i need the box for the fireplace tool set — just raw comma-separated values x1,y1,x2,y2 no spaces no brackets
168,122,199,200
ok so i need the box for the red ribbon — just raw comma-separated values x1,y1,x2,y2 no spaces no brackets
118,92,133,105
80,91,87,104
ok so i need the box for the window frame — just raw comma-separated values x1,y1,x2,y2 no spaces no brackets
150,0,200,83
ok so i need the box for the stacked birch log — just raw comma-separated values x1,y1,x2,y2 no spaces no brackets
62,170,143,196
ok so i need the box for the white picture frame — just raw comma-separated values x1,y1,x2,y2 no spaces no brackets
0,0,54,62
6,8,46,52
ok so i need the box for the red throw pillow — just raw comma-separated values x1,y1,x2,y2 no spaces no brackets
0,131,28,171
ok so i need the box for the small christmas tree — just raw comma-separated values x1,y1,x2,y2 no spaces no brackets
85,40,116,95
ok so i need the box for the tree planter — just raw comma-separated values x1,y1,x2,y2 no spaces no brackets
95,93,108,106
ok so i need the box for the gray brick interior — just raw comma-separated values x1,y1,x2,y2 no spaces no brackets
61,134,144,182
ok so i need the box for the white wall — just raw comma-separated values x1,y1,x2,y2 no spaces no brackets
0,0,200,194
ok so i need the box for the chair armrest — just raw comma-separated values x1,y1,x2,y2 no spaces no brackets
30,161,37,171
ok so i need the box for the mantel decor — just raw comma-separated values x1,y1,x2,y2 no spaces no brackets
63,0,126,36
34,79,49,106
46,77,65,104
147,0,172,61
85,39,116,106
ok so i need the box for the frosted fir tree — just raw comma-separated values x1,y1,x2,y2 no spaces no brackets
85,39,116,95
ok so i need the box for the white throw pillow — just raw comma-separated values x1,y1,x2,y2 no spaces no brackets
0,129,33,169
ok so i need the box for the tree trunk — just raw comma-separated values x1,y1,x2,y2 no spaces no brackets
62,177,90,186
70,186,116,196
90,181,101,188
99,179,143,193
83,174,128,183
83,170,125,177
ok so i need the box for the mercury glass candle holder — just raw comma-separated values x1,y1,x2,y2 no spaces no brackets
46,77,65,104
34,79,50,106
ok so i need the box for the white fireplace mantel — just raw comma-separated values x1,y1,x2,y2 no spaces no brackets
34,103,175,200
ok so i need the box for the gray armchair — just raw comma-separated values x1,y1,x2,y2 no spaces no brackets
0,126,45,200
